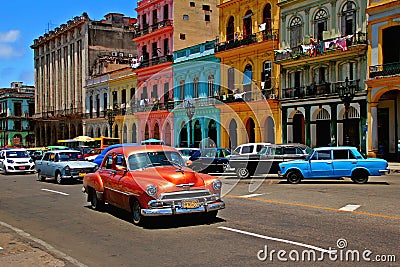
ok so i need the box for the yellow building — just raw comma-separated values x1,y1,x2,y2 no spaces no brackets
366,0,400,160
215,0,281,148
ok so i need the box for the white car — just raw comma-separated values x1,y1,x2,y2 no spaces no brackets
232,142,272,156
0,149,36,174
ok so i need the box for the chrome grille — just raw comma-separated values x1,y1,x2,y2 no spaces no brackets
160,189,211,200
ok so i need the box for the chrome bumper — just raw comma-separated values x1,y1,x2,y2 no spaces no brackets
379,169,390,174
141,200,225,216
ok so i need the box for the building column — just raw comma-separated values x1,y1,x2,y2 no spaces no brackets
282,107,288,143
330,104,337,146
305,106,311,146
368,102,379,157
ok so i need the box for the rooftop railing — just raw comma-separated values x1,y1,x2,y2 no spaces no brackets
369,62,400,78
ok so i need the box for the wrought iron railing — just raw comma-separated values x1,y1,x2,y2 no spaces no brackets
280,79,360,100
369,62,400,78
275,32,367,62
215,29,278,53
133,20,173,38
137,55,173,68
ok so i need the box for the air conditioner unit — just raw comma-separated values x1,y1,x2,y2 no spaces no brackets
119,52,124,57
128,53,133,58
322,31,331,41
111,51,118,56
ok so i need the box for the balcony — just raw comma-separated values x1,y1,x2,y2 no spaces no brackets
215,29,278,53
280,79,360,100
136,55,173,68
275,32,367,62
369,62,400,78
133,20,173,38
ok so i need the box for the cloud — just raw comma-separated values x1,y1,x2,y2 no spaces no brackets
0,44,23,59
0,30,21,43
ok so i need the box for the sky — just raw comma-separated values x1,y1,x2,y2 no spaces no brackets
0,1,137,88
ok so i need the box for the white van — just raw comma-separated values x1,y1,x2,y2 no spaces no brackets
232,143,271,156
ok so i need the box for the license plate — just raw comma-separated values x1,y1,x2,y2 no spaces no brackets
19,166,26,170
182,199,199,209
79,173,86,177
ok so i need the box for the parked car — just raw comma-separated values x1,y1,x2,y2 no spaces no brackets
36,150,98,184
82,145,225,225
92,143,140,165
279,146,390,184
232,142,271,156
27,147,48,162
229,143,311,179
176,147,200,162
188,148,232,173
0,149,35,174
84,148,104,162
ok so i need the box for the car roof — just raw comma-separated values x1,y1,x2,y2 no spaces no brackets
47,150,81,153
106,145,178,155
314,146,356,150
4,148,27,152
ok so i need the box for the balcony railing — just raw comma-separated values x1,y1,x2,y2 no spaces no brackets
215,29,278,53
369,62,400,78
133,20,173,38
280,79,360,100
137,55,173,68
275,32,367,62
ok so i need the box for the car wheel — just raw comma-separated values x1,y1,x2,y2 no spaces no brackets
55,172,63,184
236,167,251,179
90,188,104,211
37,171,45,182
351,171,369,184
131,199,147,226
286,170,302,184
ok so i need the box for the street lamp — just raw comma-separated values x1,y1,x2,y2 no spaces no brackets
105,109,116,137
183,99,195,147
338,77,356,146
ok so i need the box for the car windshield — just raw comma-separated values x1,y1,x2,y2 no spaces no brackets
258,147,268,155
128,151,184,170
58,152,84,161
6,151,30,158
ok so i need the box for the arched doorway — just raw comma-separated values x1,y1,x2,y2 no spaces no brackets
243,10,253,38
97,128,101,138
293,111,305,144
164,122,171,146
132,123,137,143
194,120,201,148
154,123,160,140
226,16,234,41
264,116,275,143
114,124,119,138
263,4,272,31
316,108,331,147
123,125,128,143
179,123,188,147
229,119,238,149
144,124,149,140
208,119,217,145
343,106,360,148
245,117,255,143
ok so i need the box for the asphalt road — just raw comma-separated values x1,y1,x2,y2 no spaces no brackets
0,172,399,266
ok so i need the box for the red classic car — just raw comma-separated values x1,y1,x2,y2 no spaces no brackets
82,145,225,225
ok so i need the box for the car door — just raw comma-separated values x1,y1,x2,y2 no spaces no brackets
39,152,52,176
332,149,356,177
99,154,124,206
309,150,334,177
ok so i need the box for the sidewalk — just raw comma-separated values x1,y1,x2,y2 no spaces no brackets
389,162,400,173
0,221,82,267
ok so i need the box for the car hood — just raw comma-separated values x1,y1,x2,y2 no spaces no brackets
59,161,97,168
132,166,205,187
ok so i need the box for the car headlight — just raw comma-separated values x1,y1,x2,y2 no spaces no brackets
212,180,222,191
146,185,157,197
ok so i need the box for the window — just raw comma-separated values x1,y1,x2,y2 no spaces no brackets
289,17,302,48
243,10,253,37
163,5,169,20
202,5,210,11
283,147,297,155
263,4,272,31
193,77,199,98
262,61,272,89
341,1,356,36
151,85,158,98
180,33,186,40
333,150,349,160
205,14,210,22
179,80,185,100
13,102,22,116
163,38,169,55
242,146,252,154
311,150,331,160
314,9,327,41
183,15,189,20
227,16,235,41
208,74,215,97
190,2,195,7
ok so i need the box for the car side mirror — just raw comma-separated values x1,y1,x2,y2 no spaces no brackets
186,160,193,166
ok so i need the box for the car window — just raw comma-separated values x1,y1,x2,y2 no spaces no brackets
6,151,30,158
233,147,241,154
283,147,297,154
128,151,184,170
256,145,264,152
105,155,113,169
42,153,51,161
274,147,283,155
258,146,268,154
241,146,252,154
333,150,349,160
58,152,84,161
311,150,332,160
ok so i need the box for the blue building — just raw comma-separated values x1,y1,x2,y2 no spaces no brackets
172,41,221,148
0,82,35,147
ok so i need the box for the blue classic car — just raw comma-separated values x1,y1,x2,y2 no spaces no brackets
279,147,390,184
36,150,98,184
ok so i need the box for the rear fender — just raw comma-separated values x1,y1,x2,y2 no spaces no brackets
350,167,371,177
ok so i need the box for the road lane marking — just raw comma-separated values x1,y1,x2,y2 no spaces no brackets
0,221,86,266
41,189,69,196
218,226,331,253
226,195,400,221
339,204,360,211
239,193,264,198
0,246,3,250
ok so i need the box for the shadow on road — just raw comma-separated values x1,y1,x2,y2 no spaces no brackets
84,204,225,229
